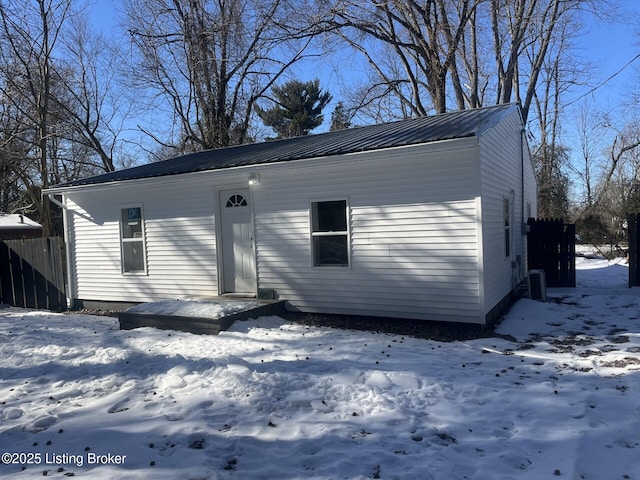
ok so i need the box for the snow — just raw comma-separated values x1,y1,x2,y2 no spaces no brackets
0,214,41,229
1,257,639,479
126,299,263,318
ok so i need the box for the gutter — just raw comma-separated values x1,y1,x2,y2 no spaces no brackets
47,193,67,210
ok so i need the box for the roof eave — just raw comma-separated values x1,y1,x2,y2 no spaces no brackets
48,136,477,194
44,113,495,194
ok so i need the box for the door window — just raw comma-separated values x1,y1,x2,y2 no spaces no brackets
226,194,248,207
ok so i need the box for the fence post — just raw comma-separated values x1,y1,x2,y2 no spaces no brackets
629,214,640,287
0,241,14,305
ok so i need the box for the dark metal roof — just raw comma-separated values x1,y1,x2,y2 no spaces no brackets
50,103,520,190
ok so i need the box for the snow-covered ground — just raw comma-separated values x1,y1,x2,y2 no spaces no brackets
1,257,639,479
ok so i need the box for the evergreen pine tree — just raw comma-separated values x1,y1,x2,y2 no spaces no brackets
330,102,352,131
256,79,332,138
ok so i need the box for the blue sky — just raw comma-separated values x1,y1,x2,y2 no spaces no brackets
86,0,640,140
565,12,639,111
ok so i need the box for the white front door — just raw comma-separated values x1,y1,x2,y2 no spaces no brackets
220,188,256,294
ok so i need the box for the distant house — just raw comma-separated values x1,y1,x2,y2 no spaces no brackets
0,214,43,240
45,103,536,326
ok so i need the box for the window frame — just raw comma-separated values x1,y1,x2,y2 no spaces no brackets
119,204,148,275
309,198,351,268
503,197,511,258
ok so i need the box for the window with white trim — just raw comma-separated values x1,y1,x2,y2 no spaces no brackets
120,206,147,273
503,198,511,258
310,200,350,267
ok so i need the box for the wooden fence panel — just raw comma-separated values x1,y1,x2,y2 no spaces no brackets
527,218,576,288
0,237,66,310
629,214,640,287
0,242,14,304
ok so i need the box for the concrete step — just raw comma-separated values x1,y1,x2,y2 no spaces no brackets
118,299,286,335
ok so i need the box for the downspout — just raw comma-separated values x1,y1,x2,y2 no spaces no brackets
47,193,74,309
47,193,65,211
521,128,526,224
520,127,527,278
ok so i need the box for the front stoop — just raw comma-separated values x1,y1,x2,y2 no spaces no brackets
118,299,286,335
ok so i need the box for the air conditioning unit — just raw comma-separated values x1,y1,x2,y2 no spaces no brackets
528,269,547,301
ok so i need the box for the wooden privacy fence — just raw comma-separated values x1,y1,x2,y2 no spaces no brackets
527,218,576,287
0,237,66,311
628,214,640,287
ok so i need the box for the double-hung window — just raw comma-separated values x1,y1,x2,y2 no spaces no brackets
120,206,147,273
310,200,350,267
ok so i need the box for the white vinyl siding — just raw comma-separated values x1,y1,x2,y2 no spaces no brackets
253,140,483,323
60,106,535,325
478,108,536,317
65,178,219,303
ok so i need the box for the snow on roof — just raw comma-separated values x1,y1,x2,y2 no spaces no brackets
0,214,42,229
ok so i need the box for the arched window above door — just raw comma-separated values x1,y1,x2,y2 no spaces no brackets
226,194,248,207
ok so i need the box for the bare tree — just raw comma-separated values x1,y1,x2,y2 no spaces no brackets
526,4,586,219
489,0,594,123
0,0,72,235
0,91,34,214
533,142,570,218
455,3,488,109
313,0,610,125
124,0,315,154
317,0,478,115
574,123,640,246
53,11,131,174
571,100,609,208
597,124,640,209
569,116,640,247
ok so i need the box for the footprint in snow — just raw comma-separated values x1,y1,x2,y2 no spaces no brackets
3,407,24,420
490,422,517,439
28,415,58,432
107,398,130,414
188,438,205,449
613,438,640,449
163,409,185,421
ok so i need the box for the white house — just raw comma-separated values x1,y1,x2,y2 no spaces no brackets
45,103,537,326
